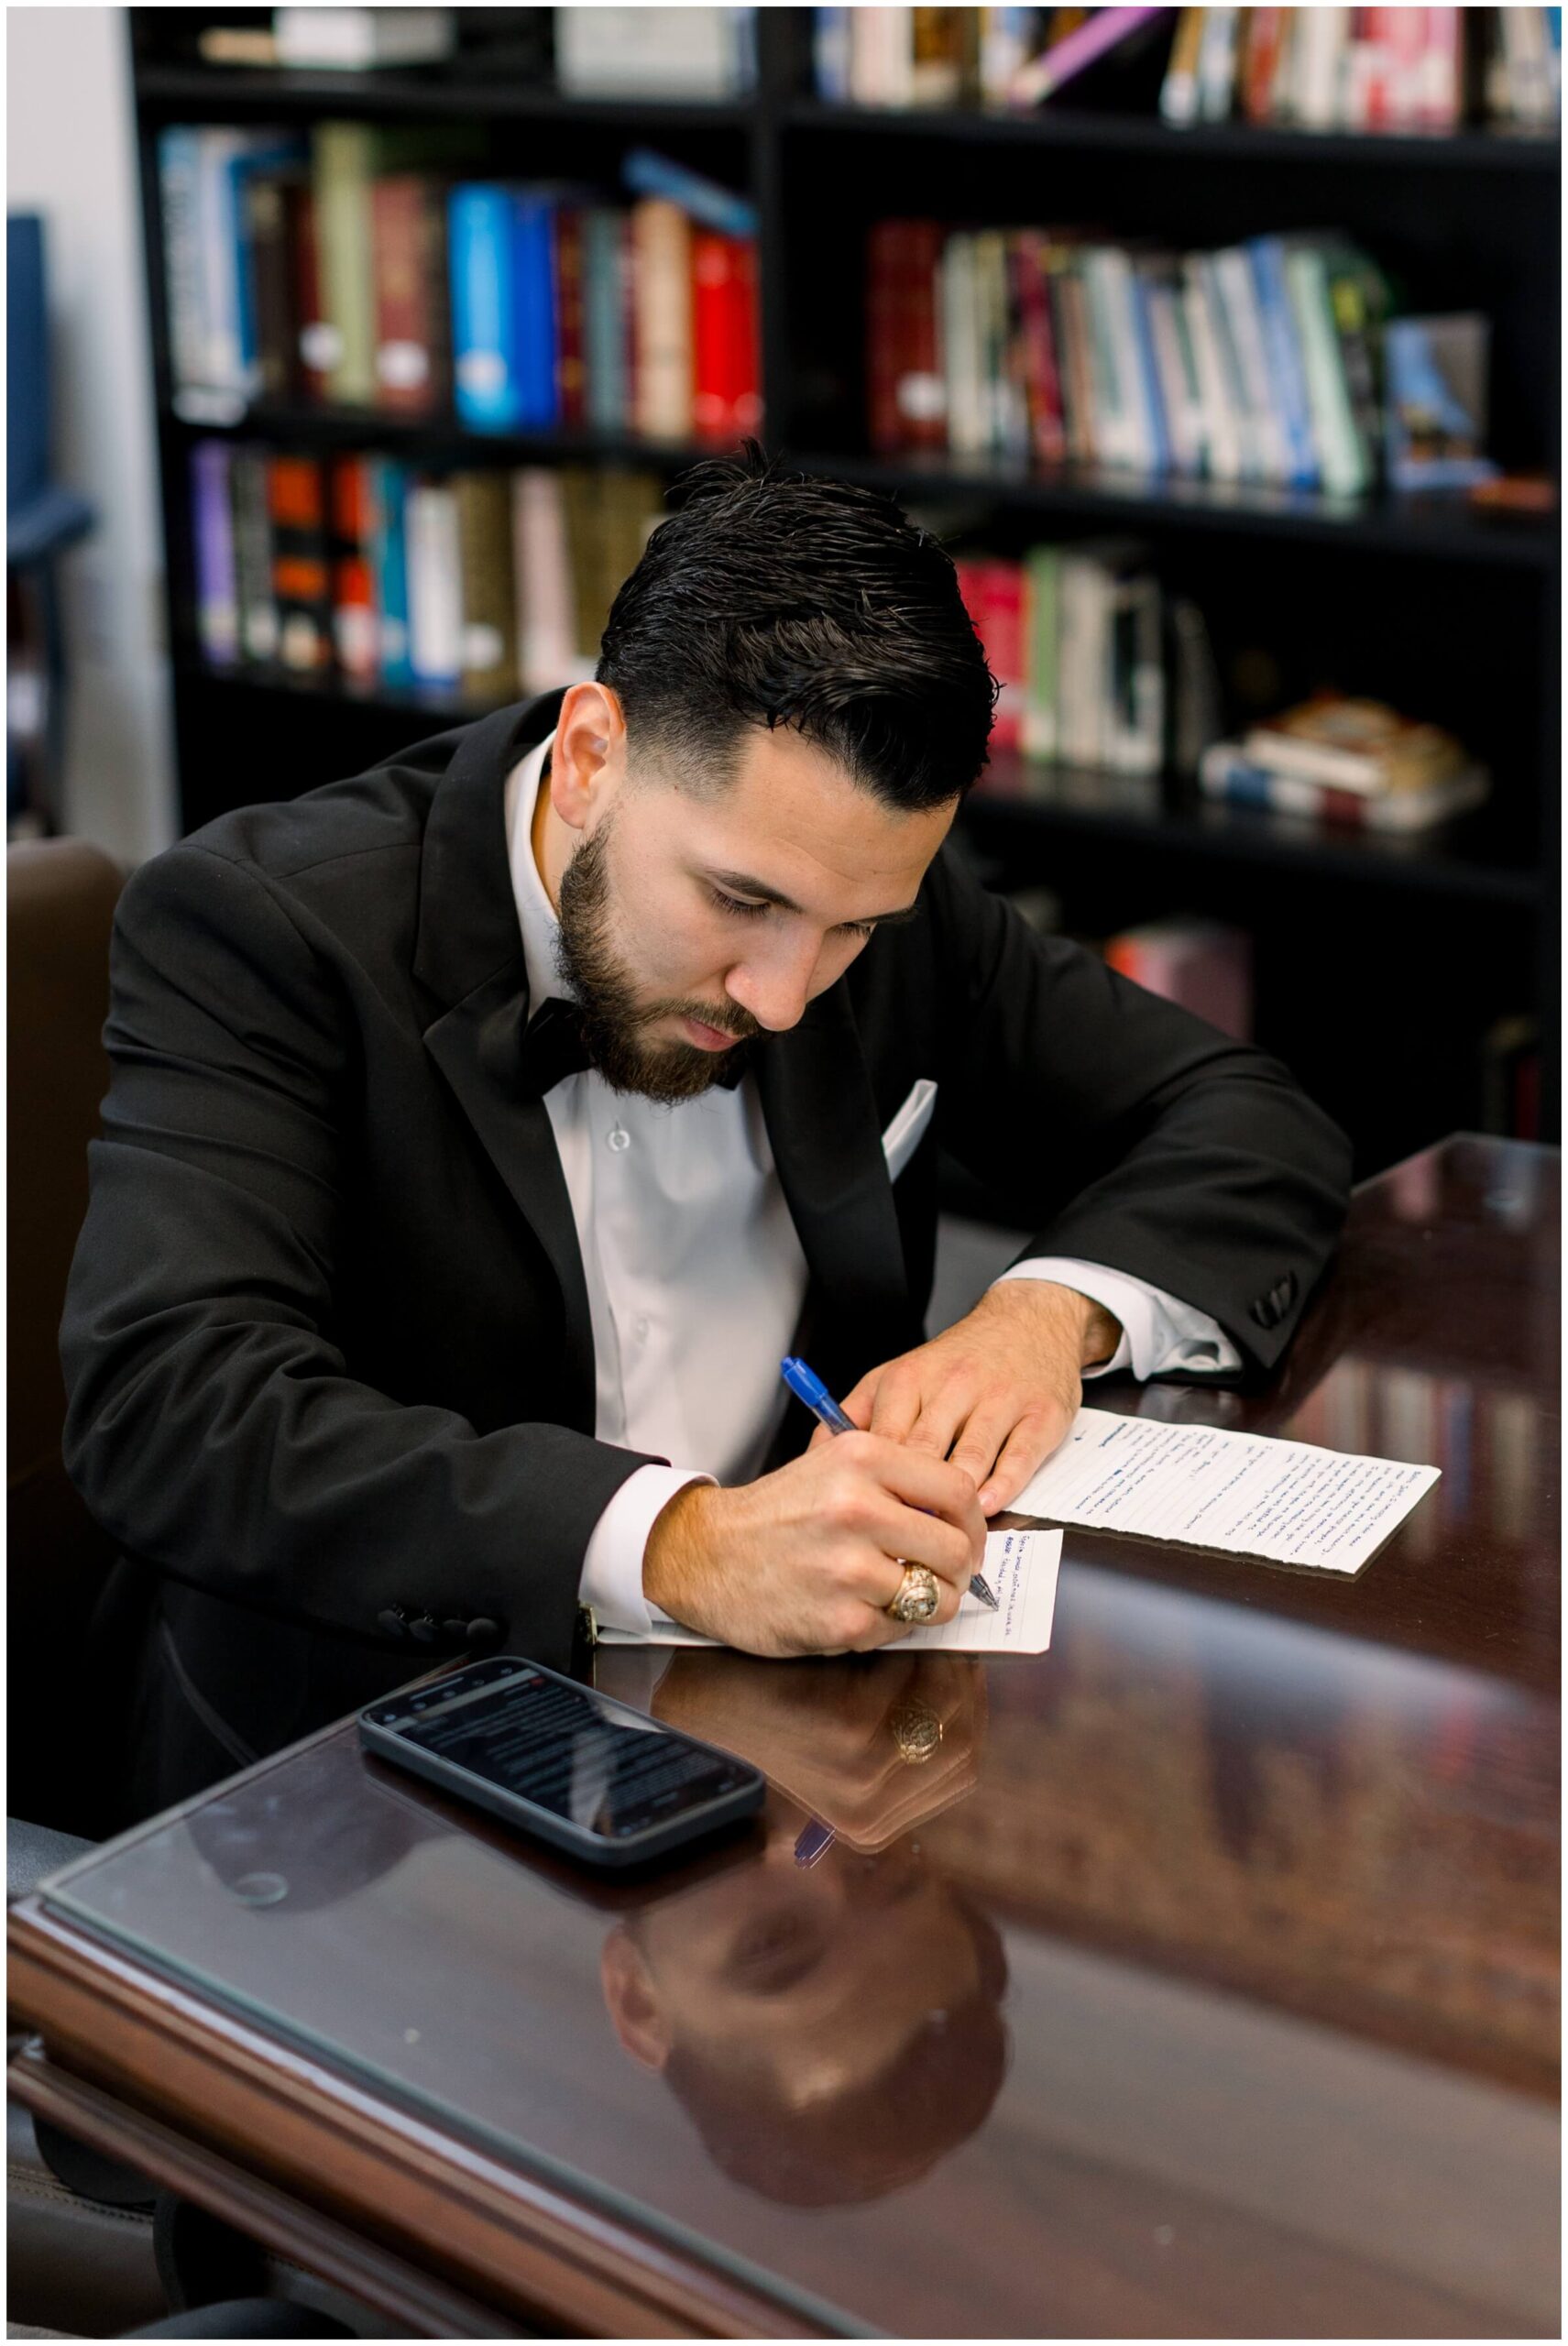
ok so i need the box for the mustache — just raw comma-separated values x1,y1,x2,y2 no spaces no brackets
648,1002,762,1045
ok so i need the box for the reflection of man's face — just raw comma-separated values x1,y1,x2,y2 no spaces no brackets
603,1803,984,2114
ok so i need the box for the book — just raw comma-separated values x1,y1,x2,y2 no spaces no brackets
956,557,1025,751
1242,693,1467,795
268,455,332,673
229,447,278,663
554,204,587,430
630,198,694,441
448,184,523,432
245,170,299,404
583,207,631,436
274,8,455,69
514,468,582,691
159,129,206,401
454,470,520,699
406,478,462,686
191,441,239,665
1384,314,1497,492
1199,743,1489,831
367,458,414,687
1022,545,1063,758
287,179,334,405
330,455,378,683
1007,5,1163,104
868,219,947,454
555,6,757,99
371,175,450,419
692,231,759,444
620,148,758,242
312,123,380,407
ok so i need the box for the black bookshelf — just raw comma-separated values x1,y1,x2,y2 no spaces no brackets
129,6,1562,1175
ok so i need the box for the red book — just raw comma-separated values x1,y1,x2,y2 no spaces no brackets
269,456,331,672
956,557,1025,752
1012,233,1067,467
554,206,587,429
371,175,448,418
286,181,334,409
330,457,378,682
868,220,947,455
691,232,761,444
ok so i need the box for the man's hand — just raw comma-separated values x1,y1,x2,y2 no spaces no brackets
643,1434,986,1657
817,1280,1121,1517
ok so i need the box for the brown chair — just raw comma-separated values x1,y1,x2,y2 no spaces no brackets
8,836,125,1837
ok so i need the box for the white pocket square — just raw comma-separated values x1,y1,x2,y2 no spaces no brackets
881,1079,938,1181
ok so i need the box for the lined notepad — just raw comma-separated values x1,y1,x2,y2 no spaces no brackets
1010,1407,1439,1575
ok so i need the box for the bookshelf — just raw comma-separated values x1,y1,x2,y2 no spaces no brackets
128,6,1561,1180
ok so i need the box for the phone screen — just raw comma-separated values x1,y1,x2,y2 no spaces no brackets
371,1664,754,1840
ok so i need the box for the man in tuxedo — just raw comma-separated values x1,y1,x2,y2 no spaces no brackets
62,450,1352,1822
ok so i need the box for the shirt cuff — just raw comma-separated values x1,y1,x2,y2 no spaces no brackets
577,1463,715,1635
992,1256,1243,1381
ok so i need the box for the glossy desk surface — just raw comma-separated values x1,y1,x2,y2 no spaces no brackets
10,1137,1560,2337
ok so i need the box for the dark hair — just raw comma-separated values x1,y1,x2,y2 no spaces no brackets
597,444,999,811
659,1898,1009,2207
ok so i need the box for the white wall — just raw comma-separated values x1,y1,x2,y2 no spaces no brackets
8,5,176,863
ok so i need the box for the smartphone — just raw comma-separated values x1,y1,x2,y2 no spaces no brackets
357,1655,765,1868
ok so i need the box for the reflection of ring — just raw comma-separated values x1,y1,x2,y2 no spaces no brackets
888,1699,943,1764
887,1565,940,1624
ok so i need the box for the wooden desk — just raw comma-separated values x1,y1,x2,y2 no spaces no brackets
9,1136,1559,2337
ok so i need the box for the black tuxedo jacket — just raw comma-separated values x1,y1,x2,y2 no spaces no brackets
61,690,1352,1822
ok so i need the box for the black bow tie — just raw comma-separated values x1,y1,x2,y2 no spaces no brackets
518,996,751,1101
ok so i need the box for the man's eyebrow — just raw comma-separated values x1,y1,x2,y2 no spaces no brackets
706,869,922,926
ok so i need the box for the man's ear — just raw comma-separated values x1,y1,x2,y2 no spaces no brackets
599,1924,670,2073
550,682,627,834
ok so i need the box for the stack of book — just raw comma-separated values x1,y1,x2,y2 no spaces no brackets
814,6,1164,110
1199,693,1490,832
1103,916,1253,1040
159,127,761,445
957,540,1179,772
554,6,757,98
868,218,1449,497
190,439,665,702
1161,6,1561,132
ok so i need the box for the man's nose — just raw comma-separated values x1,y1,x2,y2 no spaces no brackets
726,943,819,1034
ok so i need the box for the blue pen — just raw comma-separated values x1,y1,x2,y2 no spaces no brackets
780,1355,998,1611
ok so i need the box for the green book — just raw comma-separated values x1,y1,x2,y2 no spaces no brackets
1023,545,1062,762
313,122,482,409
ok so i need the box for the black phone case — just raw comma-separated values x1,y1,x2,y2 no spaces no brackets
356,1657,765,1869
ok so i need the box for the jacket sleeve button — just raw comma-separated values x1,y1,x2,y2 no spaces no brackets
377,1608,408,1639
465,1617,500,1648
407,1613,439,1644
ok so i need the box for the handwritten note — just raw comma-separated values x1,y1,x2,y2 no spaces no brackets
1010,1408,1439,1575
595,1526,1063,1653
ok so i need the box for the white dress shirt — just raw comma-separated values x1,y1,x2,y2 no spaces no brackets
504,732,1239,1634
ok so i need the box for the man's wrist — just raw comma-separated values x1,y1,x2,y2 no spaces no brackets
643,1479,714,1618
984,1277,1122,1371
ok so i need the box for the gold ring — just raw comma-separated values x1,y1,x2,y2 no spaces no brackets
888,1699,943,1763
886,1564,940,1624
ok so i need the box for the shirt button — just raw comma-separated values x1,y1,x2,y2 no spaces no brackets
632,1315,650,1344
607,1124,630,1153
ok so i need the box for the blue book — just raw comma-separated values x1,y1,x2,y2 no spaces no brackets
1126,267,1173,478
368,459,413,687
510,190,561,431
813,5,851,98
449,184,523,432
621,147,758,240
1246,236,1320,491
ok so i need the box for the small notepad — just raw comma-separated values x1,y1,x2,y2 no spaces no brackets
595,1525,1063,1653
1010,1407,1439,1575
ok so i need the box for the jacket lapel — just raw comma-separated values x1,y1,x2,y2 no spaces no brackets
414,692,597,1431
754,985,920,1404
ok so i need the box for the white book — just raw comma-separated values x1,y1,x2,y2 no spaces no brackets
1179,258,1243,483
273,8,454,69
1057,553,1109,767
513,469,586,693
406,484,462,687
1296,3,1351,127
555,5,752,98
1212,246,1289,486
941,235,987,458
1144,276,1201,477
1196,5,1240,119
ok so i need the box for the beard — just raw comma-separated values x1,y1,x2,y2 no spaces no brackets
554,815,760,1103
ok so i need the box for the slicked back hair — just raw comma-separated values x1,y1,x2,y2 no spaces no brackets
597,444,1000,812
